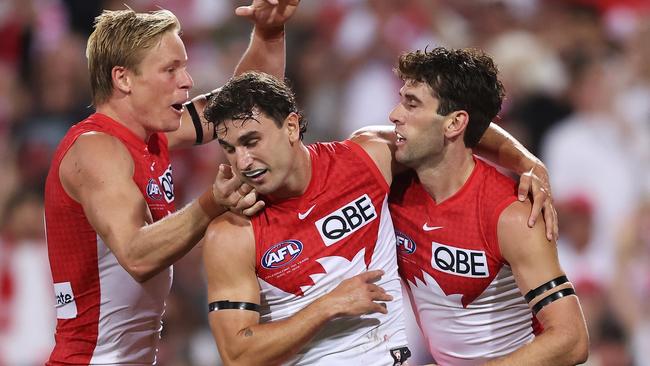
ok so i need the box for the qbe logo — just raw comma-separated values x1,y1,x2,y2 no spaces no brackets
158,164,174,203
261,240,303,269
431,242,489,278
396,231,416,254
315,194,376,247
146,178,163,200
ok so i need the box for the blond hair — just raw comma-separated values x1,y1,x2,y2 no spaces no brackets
86,8,180,106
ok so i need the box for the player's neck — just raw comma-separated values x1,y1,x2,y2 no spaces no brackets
266,143,312,202
416,146,475,204
95,101,150,142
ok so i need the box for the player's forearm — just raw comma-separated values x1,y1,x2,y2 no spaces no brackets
483,327,588,366
234,26,285,79
474,122,542,176
124,199,223,282
218,298,335,365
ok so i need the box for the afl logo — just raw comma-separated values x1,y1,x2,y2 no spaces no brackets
146,178,163,200
261,240,303,269
396,231,416,254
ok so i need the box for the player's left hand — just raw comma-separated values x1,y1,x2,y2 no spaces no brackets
235,0,300,37
517,160,558,241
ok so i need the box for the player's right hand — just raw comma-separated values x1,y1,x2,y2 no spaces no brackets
212,164,265,216
326,270,393,317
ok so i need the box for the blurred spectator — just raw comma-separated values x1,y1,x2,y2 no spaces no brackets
0,189,55,365
610,198,650,366
541,57,641,282
0,1,648,364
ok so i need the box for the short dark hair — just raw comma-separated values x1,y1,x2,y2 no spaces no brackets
204,71,307,139
396,47,505,147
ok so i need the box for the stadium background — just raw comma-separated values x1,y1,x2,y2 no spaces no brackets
0,0,648,364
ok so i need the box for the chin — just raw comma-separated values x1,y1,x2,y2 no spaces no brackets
161,118,182,133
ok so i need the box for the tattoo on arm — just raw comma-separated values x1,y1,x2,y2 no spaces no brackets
238,327,254,337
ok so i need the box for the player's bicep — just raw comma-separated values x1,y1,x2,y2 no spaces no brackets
203,214,260,356
498,201,574,315
60,133,148,261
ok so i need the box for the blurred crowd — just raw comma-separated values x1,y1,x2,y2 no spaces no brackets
0,0,649,365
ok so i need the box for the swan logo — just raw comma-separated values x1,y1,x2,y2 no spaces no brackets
261,240,303,269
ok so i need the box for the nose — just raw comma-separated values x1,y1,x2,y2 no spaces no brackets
180,69,194,90
389,104,403,125
236,148,253,172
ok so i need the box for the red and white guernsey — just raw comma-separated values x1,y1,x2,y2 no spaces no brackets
44,113,174,365
389,158,535,366
252,141,409,365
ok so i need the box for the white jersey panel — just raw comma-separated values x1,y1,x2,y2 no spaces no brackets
89,235,173,365
410,266,533,366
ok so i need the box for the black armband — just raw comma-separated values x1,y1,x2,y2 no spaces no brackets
531,287,576,315
185,100,203,145
208,300,261,313
524,275,569,303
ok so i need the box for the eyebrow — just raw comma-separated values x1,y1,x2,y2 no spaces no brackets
402,91,422,105
218,130,260,147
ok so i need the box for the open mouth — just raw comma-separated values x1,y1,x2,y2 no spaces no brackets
171,103,184,112
242,168,268,179
395,131,406,143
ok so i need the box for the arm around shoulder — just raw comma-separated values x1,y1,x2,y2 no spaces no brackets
486,200,589,366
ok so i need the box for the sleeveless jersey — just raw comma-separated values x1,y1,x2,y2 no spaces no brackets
389,158,534,366
252,141,409,365
44,113,174,365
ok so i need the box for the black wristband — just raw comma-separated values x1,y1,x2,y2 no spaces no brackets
532,288,576,315
208,300,261,313
524,275,569,303
185,101,203,145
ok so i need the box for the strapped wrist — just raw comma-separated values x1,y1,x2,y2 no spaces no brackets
198,188,224,218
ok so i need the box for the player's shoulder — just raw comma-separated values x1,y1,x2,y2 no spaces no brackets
204,212,255,266
205,212,253,248
349,125,395,147
61,132,134,183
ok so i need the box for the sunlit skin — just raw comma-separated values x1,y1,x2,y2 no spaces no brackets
99,31,194,141
216,111,311,200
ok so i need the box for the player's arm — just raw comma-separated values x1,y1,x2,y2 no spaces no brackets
167,0,298,150
59,133,255,282
204,213,392,366
476,123,556,239
484,201,589,366
350,123,557,240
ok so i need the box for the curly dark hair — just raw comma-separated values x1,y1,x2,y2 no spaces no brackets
396,47,505,147
203,71,307,139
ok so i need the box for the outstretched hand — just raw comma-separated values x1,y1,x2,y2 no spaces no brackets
212,164,265,217
235,0,300,35
517,161,558,241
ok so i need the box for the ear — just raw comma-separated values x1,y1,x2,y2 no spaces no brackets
284,112,301,143
112,66,132,95
443,110,469,140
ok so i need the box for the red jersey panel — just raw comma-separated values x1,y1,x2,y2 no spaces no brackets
389,158,534,365
44,113,174,365
251,141,408,365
